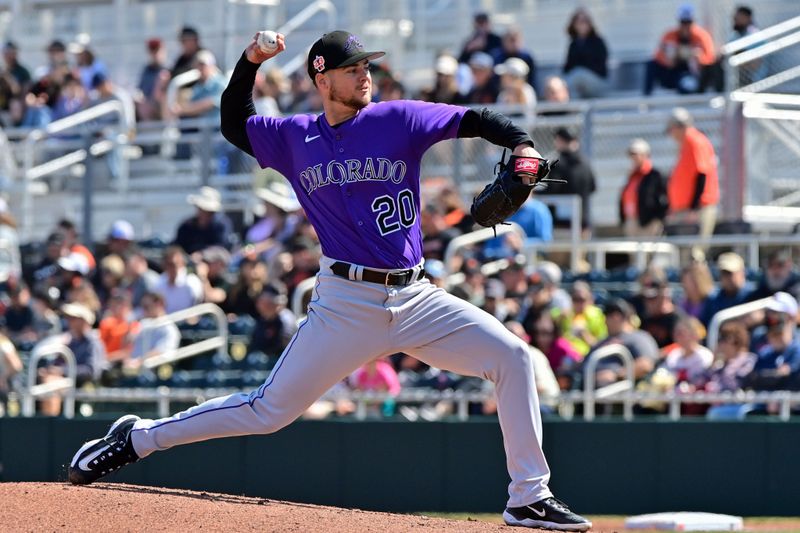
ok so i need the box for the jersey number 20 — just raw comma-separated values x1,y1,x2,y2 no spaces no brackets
371,189,416,236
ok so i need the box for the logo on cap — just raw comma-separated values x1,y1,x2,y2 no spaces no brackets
313,55,326,72
343,34,363,53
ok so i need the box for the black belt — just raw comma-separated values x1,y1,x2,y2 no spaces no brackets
331,261,424,286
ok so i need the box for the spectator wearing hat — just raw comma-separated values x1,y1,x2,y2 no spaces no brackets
105,220,136,258
748,249,800,302
459,12,503,64
746,292,800,393
463,52,499,105
495,57,536,108
563,8,609,99
171,26,203,78
224,257,268,318
136,38,170,122
174,186,235,255
640,270,683,348
170,49,225,121
702,320,756,394
58,251,92,302
154,246,203,314
96,254,126,308
583,298,659,387
194,245,231,306
125,292,181,371
556,281,607,357
520,261,571,331
644,3,717,95
98,289,139,363
248,283,297,358
538,128,596,234
419,53,462,104
482,278,512,323
700,252,751,327
245,181,302,261
527,310,581,387
665,107,720,247
2,41,31,90
73,41,108,93
619,138,668,237
38,302,107,416
499,255,529,301
491,27,536,91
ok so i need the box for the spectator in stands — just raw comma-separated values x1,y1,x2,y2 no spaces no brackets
557,281,607,356
248,283,297,358
170,50,225,120
483,197,553,259
57,252,92,302
584,298,659,387
0,332,21,410
728,5,765,87
542,75,570,105
194,245,231,307
419,54,461,105
96,254,126,309
495,57,536,108
563,8,609,99
458,12,503,64
748,249,800,302
503,321,560,407
64,277,102,325
53,74,87,120
105,220,136,259
32,232,67,292
280,236,321,300
463,52,499,105
420,202,461,264
14,87,52,128
38,302,106,416
224,257,267,318
619,138,668,237
154,245,203,314
123,249,159,314
125,292,181,370
73,42,108,93
702,320,756,393
171,26,202,78
482,278,512,323
35,39,70,106
700,252,751,327
30,287,62,340
492,27,536,91
665,107,719,247
746,292,800,392
521,262,571,335
450,258,486,308
136,38,169,122
98,289,139,363
174,186,236,254
246,182,302,261
539,127,596,234
678,260,714,320
58,219,96,272
640,272,683,348
528,310,580,388
2,41,31,91
663,315,713,384
437,185,474,234
644,3,717,95
253,68,287,117
2,282,38,346
499,255,529,302
89,71,117,106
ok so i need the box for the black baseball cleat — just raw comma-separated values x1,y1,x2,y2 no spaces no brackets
503,497,592,531
69,414,141,485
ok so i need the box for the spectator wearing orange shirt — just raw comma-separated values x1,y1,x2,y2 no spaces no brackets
665,107,719,247
99,290,139,362
644,4,716,95
619,138,669,237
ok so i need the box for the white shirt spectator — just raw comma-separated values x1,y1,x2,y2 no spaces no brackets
155,267,203,314
664,345,713,381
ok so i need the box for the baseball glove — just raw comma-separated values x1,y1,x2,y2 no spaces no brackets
470,151,561,229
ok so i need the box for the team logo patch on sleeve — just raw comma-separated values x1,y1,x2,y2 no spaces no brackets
313,55,326,72
514,157,540,174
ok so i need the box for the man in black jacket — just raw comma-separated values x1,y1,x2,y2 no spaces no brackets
619,138,668,236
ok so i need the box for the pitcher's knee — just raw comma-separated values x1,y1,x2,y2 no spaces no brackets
491,340,534,379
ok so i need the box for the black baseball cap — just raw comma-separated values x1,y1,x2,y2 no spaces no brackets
307,30,384,82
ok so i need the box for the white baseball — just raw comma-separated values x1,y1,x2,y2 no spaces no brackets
257,30,278,53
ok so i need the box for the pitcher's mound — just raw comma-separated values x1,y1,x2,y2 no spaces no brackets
0,482,522,532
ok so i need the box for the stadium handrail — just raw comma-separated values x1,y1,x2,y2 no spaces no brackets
443,223,526,275
140,303,229,369
291,276,318,319
21,342,77,418
706,296,775,353
582,344,635,421
273,0,337,79
722,14,800,56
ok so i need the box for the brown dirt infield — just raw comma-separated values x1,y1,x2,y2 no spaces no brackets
0,482,532,532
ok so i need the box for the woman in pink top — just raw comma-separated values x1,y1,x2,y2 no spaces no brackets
352,358,401,396
529,312,581,389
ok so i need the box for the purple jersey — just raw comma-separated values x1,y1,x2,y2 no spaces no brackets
246,100,467,269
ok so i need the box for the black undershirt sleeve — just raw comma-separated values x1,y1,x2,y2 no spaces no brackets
220,52,260,157
456,108,534,150
690,172,707,209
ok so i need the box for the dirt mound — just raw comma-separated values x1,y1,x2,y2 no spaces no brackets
0,482,522,532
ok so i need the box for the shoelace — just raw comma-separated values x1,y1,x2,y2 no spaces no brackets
544,497,573,514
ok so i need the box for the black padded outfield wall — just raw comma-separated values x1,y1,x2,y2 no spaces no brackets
1,418,798,515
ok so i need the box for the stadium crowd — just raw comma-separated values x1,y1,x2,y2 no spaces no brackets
0,3,797,419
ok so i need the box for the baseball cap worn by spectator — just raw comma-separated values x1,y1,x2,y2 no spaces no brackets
423,259,446,280
147,38,163,52
677,3,695,22
435,55,459,76
469,51,494,70
195,50,216,67
628,138,651,156
307,30,385,82
765,291,799,320
495,57,529,78
58,252,91,276
256,181,301,212
109,220,135,241
604,297,635,319
717,252,745,274
666,107,693,132
62,302,95,325
187,186,222,213
101,254,125,278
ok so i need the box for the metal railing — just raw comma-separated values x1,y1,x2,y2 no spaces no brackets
443,222,525,275
582,344,635,421
706,297,775,353
21,342,77,418
140,303,229,369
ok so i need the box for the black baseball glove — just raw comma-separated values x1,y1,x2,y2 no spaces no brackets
470,151,561,229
